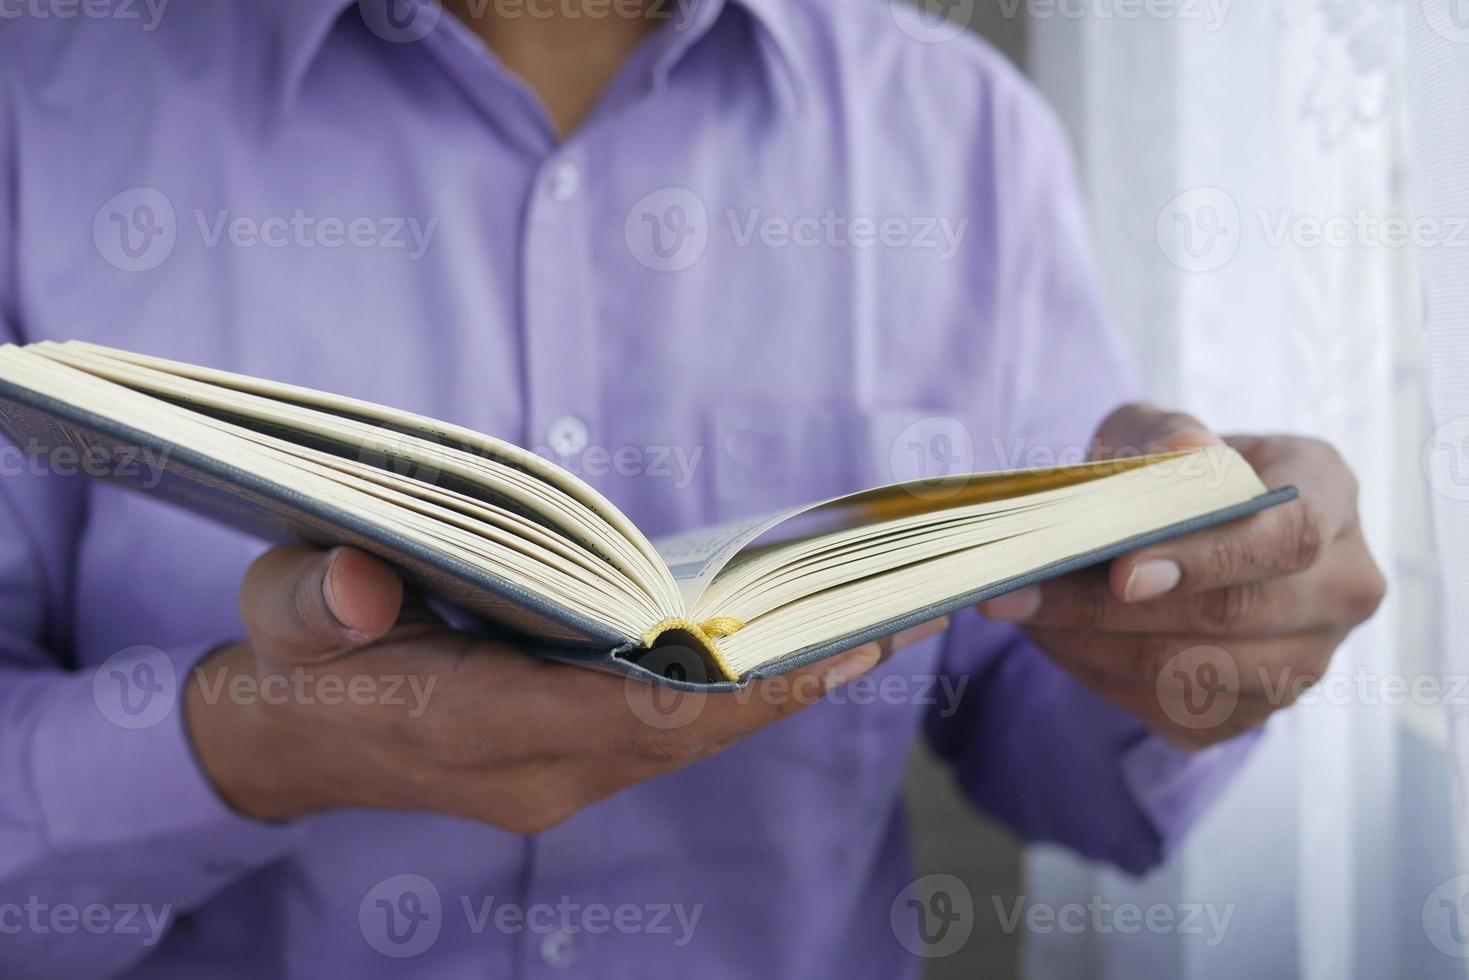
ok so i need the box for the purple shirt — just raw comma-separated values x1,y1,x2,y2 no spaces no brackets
0,0,1253,975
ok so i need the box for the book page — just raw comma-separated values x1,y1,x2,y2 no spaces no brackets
654,508,801,607
653,452,1179,609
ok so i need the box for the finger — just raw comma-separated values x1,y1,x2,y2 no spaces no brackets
603,616,950,765
1108,494,1348,603
240,545,404,664
1091,402,1224,460
705,615,951,732
1107,436,1360,603
981,561,1348,636
1026,625,1339,704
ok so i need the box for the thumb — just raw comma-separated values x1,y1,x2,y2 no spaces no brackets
1090,402,1224,461
239,545,403,664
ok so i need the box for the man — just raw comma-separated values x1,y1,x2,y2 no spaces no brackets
0,0,1383,976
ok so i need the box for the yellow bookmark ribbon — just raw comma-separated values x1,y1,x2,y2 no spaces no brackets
640,616,747,682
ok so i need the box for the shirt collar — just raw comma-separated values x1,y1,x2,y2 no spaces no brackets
266,0,807,115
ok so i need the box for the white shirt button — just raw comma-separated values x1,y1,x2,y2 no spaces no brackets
539,928,580,967
547,415,589,456
547,161,579,202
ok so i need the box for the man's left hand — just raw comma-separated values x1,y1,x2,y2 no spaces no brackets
979,402,1387,749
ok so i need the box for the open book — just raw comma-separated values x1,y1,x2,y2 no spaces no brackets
0,342,1294,689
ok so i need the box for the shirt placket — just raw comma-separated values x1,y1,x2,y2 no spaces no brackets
521,142,601,487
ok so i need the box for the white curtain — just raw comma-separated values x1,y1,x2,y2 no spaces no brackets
1024,1,1463,976
1405,0,1469,965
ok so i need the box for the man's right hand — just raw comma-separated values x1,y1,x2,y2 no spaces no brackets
185,545,944,832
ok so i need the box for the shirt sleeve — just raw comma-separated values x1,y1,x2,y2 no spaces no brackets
924,74,1257,875
0,84,304,977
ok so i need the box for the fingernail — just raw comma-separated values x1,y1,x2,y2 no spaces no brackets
1124,559,1181,602
322,551,371,642
981,585,1041,622
823,643,882,692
